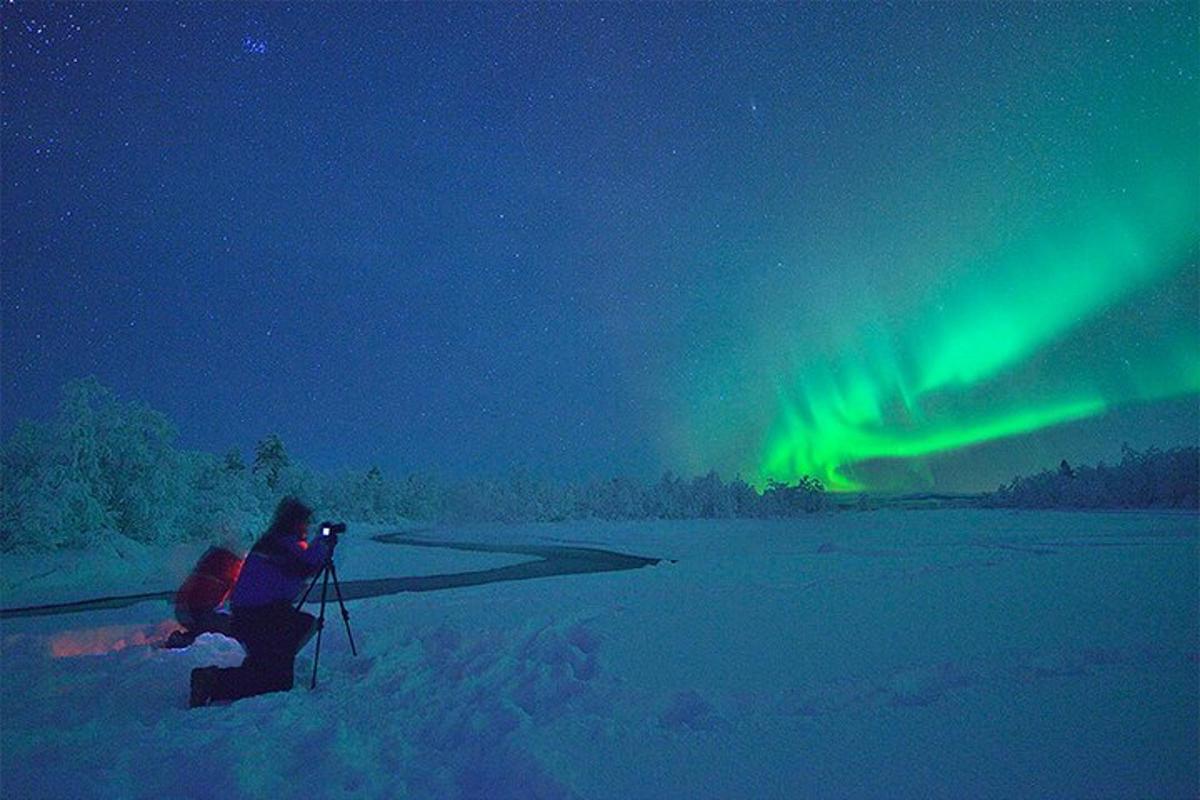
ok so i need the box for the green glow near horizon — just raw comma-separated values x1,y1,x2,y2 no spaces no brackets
759,168,1199,492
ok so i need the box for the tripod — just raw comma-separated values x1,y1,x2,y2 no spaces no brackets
295,540,357,689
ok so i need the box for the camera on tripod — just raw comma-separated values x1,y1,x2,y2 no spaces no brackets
298,520,356,688
319,521,347,537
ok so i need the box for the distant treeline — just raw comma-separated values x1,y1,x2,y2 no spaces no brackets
983,445,1199,510
0,379,825,551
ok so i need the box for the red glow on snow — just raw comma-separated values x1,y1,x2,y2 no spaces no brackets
49,621,178,658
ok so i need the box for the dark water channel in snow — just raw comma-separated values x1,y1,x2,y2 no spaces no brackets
0,535,663,620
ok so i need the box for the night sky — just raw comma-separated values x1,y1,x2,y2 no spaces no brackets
2,3,1197,491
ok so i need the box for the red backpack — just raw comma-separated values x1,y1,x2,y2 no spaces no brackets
174,546,244,629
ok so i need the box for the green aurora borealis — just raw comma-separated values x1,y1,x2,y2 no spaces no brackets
761,163,1199,491
660,5,1200,493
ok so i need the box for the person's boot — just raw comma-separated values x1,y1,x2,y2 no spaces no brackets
189,666,218,708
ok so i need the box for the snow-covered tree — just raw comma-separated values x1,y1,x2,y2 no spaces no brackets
176,451,263,545
252,434,289,490
223,448,246,474
988,446,1198,509
1,378,190,548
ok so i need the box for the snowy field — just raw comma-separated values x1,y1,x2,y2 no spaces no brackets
2,510,1197,799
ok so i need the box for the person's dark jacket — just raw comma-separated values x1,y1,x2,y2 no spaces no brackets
230,533,332,610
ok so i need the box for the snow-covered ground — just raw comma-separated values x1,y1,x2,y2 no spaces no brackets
2,510,1196,799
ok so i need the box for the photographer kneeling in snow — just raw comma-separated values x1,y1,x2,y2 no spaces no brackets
189,497,334,708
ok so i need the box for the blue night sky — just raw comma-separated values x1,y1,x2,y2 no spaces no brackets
2,2,1197,490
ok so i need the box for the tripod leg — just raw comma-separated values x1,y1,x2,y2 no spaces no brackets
310,564,331,690
295,565,321,611
327,561,358,656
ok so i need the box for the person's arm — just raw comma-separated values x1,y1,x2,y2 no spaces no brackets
259,535,331,577
296,535,333,572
